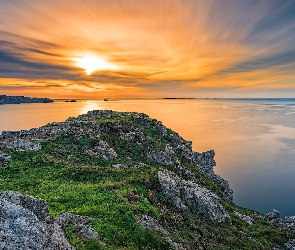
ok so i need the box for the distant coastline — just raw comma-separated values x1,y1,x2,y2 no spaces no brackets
0,95,54,105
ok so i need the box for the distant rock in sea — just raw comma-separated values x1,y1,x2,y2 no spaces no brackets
0,95,54,105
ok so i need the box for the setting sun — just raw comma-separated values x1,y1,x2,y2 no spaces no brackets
73,54,119,75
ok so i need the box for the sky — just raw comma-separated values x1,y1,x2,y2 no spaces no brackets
0,0,295,99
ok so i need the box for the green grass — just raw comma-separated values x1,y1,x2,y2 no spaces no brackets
0,114,293,249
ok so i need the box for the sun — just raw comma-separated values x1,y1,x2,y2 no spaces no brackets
73,54,119,75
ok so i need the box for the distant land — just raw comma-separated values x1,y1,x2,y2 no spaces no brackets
0,95,54,105
159,97,220,100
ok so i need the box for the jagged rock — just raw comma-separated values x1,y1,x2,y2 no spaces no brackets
194,150,216,176
7,140,42,151
0,191,50,222
77,225,99,240
283,216,295,231
265,209,282,223
147,151,173,166
112,163,128,169
234,211,253,225
0,152,11,167
55,212,90,227
212,174,234,203
55,212,99,240
158,170,231,223
137,215,185,249
194,150,234,203
0,151,11,161
285,239,295,250
0,191,74,250
84,140,117,160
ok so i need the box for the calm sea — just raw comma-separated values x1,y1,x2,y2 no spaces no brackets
1,98,295,217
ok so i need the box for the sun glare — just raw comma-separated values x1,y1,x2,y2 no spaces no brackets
73,54,119,75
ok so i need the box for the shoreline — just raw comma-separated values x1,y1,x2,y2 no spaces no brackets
0,95,54,105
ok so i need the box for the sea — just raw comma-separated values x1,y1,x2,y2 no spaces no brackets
1,98,295,217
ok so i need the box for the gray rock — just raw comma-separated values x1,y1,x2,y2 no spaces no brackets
283,216,295,231
77,224,99,240
0,191,50,222
147,151,173,166
55,212,89,227
265,209,282,223
112,164,128,169
7,140,42,151
158,170,231,223
0,191,74,250
55,212,100,241
0,152,11,167
85,140,117,160
285,239,295,250
234,211,253,225
0,151,11,161
137,215,185,249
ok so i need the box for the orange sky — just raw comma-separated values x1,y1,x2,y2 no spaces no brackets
0,0,295,98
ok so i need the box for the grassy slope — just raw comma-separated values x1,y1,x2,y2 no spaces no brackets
0,112,293,249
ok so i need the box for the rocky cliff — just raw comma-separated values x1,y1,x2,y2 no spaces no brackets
0,110,294,249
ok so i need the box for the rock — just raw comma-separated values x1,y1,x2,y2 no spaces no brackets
283,216,295,231
0,191,74,250
265,209,282,223
77,225,99,240
55,212,89,227
285,239,295,250
158,170,231,223
7,140,42,151
194,150,234,203
234,211,253,225
137,215,185,249
0,152,11,167
55,212,100,240
112,163,128,169
84,140,117,160
147,151,173,166
194,150,216,176
0,191,50,222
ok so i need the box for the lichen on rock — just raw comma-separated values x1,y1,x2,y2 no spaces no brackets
158,169,231,223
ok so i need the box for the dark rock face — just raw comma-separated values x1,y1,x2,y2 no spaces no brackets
0,95,54,105
0,191,74,250
158,170,231,223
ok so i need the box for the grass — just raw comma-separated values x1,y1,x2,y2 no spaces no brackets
0,112,293,249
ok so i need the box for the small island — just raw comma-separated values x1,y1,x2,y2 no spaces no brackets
0,95,54,105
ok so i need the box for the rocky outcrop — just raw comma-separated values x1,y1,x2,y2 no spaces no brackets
265,209,282,223
55,212,100,241
158,170,231,223
84,140,117,160
7,139,42,151
0,151,11,167
285,239,295,250
283,216,295,231
0,95,53,105
0,191,74,250
137,215,185,249
234,211,253,225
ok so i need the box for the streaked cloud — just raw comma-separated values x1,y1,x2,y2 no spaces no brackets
0,0,295,98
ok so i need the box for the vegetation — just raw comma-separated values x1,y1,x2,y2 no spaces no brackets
0,112,293,249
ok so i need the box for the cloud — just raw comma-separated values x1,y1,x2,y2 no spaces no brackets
0,0,295,97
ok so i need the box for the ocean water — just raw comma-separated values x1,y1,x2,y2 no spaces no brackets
1,98,295,217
